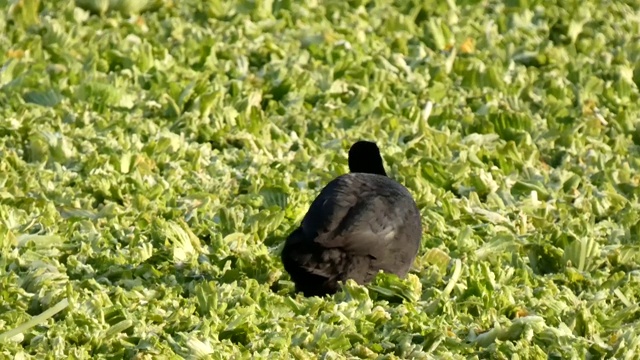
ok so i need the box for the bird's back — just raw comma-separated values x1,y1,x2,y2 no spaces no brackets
301,173,420,241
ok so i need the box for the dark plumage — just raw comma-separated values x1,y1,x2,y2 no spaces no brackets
281,140,422,297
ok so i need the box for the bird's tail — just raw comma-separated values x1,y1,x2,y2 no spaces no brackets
281,227,310,271
280,227,340,296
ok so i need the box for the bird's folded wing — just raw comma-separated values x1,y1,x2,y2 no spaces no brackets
315,196,403,258
299,174,411,254
299,177,361,240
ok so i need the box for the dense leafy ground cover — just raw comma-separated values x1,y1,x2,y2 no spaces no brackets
2,0,640,358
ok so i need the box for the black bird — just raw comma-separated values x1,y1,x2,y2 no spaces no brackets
281,140,422,297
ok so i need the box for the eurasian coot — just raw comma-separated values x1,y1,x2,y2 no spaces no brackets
281,140,422,297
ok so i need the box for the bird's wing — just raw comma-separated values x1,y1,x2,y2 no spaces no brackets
318,196,402,258
298,175,361,241
302,175,410,259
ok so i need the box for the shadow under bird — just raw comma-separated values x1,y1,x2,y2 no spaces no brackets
281,140,422,297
